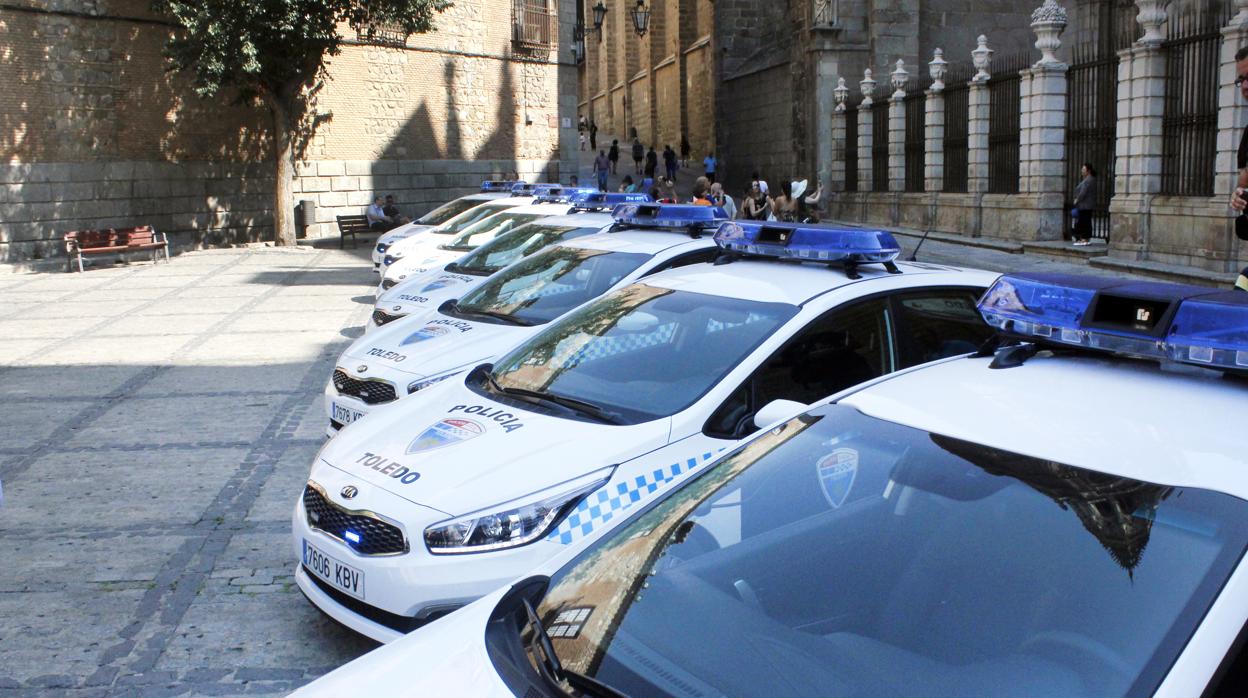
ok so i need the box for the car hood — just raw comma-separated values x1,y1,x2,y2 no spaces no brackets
341,309,532,378
384,247,465,284
376,269,486,317
379,223,433,245
321,379,672,514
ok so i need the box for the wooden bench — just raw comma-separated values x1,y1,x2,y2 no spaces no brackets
64,226,170,273
336,215,374,249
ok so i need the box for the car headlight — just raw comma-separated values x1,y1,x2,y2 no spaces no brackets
407,372,461,395
424,468,613,554
383,254,399,266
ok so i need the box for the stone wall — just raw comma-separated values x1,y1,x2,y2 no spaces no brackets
718,62,795,192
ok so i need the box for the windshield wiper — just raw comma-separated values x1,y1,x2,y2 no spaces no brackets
448,301,534,326
443,262,492,277
523,600,629,698
488,376,623,424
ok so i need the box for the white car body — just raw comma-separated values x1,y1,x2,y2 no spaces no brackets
327,228,722,434
297,301,1248,697
370,192,511,272
378,199,569,292
375,196,534,285
298,254,999,643
368,210,616,331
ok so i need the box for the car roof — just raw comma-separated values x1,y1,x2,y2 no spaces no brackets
462,192,507,201
486,196,536,206
562,229,716,255
637,258,997,305
837,353,1248,500
503,202,573,215
534,212,616,228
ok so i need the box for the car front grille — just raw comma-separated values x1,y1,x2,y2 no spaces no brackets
371,309,403,326
332,369,397,405
303,484,407,556
380,278,399,291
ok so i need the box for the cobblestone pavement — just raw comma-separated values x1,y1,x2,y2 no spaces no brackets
0,245,380,696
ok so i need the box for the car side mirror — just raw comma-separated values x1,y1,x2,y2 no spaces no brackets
753,399,807,429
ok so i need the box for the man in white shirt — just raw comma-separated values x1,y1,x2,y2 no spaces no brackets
366,196,393,231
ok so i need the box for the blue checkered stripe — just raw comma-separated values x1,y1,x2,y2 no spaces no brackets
555,323,677,368
547,449,724,545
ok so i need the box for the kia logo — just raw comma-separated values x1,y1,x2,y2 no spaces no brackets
340,486,359,500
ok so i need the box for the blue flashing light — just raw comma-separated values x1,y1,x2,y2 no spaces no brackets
569,191,653,211
978,273,1248,371
344,530,361,544
510,181,560,195
383,254,397,266
532,186,598,204
611,203,728,230
713,221,901,265
480,180,520,192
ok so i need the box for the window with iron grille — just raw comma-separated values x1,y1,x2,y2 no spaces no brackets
513,0,557,49
353,21,410,47
1160,3,1230,197
942,64,973,194
987,52,1027,195
845,104,859,192
872,100,890,192
904,76,932,193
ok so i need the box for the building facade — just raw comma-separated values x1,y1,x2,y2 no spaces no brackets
1,0,579,263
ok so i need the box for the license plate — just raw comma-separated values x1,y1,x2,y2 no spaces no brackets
303,539,365,599
332,402,366,425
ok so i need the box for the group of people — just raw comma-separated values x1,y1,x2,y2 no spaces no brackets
366,195,410,231
591,135,696,192
608,169,825,224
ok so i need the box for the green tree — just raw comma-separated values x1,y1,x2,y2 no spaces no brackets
153,0,451,245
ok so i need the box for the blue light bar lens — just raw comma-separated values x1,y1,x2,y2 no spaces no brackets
569,191,653,210
480,180,519,192
979,276,1099,340
1168,292,1248,369
510,181,560,195
713,221,901,265
611,203,727,229
344,530,361,544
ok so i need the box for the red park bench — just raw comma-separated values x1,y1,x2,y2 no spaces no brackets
64,226,170,273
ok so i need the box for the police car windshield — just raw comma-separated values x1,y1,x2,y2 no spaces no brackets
490,286,796,424
430,202,515,236
416,197,481,226
442,212,547,252
455,246,649,326
532,405,1248,697
449,223,602,276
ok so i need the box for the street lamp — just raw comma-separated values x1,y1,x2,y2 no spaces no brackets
591,0,608,39
630,0,650,37
572,23,586,63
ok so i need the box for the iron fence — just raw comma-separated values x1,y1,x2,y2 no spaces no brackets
1065,0,1137,240
904,75,933,193
988,52,1029,195
872,99,890,192
942,63,973,194
1160,2,1231,197
845,104,859,192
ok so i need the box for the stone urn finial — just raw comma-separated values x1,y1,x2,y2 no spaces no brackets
972,35,994,82
890,59,909,99
929,48,948,92
860,68,877,106
834,77,849,112
1235,0,1248,28
1135,0,1167,45
1031,0,1068,68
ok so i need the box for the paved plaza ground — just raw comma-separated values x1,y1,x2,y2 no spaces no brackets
0,231,1178,696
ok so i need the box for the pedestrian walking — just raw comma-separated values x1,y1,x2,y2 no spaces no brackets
743,180,770,220
608,139,620,175
589,120,598,150
703,152,717,184
663,145,677,182
632,138,645,175
1071,163,1098,246
593,149,611,192
710,182,737,219
579,131,587,151
1229,46,1248,291
680,134,690,168
645,145,658,180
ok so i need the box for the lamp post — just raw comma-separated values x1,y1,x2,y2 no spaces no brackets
631,0,650,37
591,0,607,39
572,23,586,63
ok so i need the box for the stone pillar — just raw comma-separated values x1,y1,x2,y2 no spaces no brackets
889,61,908,192
1017,65,1069,239
858,70,876,192
967,83,990,195
831,78,849,192
1108,38,1166,253
926,50,947,193
815,56,841,200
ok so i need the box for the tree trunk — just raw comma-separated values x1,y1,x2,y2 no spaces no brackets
269,97,297,246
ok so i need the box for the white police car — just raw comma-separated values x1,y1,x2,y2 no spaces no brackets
326,205,727,434
376,199,582,294
370,192,653,330
296,273,1248,697
296,216,999,642
371,181,519,272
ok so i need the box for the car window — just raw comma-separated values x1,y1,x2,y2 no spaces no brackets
642,248,719,276
443,212,546,251
416,197,480,225
451,224,600,275
892,288,992,366
705,297,893,439
430,203,514,235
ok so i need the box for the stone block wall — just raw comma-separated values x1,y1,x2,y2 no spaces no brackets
718,62,793,192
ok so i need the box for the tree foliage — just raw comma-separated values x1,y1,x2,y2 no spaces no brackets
152,0,452,243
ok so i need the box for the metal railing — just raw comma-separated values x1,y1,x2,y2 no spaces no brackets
845,104,859,192
942,64,974,194
1159,2,1230,197
513,0,557,49
872,99,890,192
904,75,933,193
987,52,1028,195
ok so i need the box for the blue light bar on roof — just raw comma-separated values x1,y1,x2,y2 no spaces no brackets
532,186,599,204
612,203,728,229
713,221,901,265
569,191,653,211
978,273,1248,371
481,180,520,192
510,182,561,195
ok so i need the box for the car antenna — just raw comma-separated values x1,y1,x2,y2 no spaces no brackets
908,227,934,261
